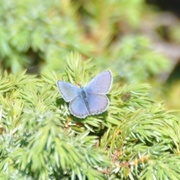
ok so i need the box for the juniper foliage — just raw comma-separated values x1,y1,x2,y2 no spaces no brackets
0,54,179,179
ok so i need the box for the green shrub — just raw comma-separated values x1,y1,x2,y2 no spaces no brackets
0,54,179,179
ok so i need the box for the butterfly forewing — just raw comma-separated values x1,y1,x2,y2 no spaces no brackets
70,96,89,118
86,70,112,94
57,81,80,102
87,93,109,115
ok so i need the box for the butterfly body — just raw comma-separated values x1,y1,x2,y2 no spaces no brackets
57,70,112,118
80,87,91,113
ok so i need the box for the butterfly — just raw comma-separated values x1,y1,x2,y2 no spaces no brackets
57,70,113,118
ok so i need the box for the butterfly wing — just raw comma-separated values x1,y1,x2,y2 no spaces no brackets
87,93,109,115
57,81,80,102
86,70,112,94
70,96,89,118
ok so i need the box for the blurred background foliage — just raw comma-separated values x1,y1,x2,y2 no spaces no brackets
0,0,180,179
0,0,171,72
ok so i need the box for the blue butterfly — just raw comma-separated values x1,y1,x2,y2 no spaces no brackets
57,70,112,118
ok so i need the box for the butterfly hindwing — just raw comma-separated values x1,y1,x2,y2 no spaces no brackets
87,93,109,115
70,95,89,118
57,81,80,102
86,70,112,94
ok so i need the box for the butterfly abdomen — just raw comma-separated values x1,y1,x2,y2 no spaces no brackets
80,88,91,113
